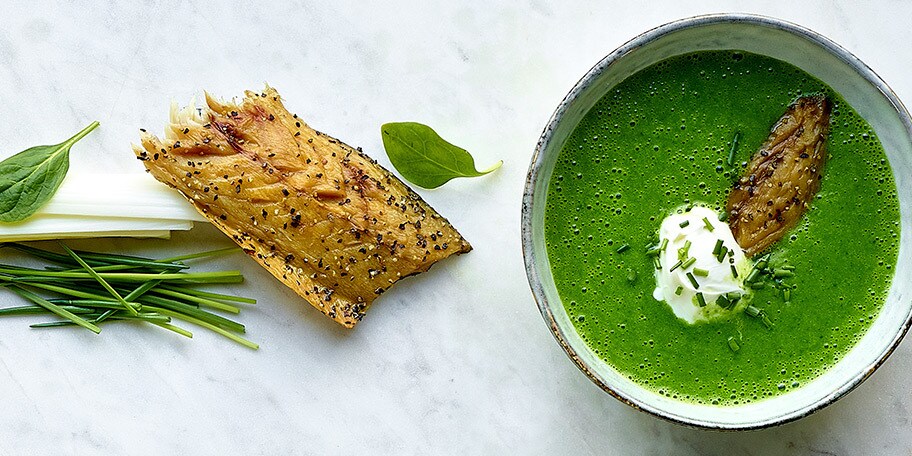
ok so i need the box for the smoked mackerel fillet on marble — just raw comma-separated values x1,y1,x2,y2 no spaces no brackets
134,87,471,327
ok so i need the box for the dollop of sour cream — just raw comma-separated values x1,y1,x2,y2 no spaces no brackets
653,206,750,323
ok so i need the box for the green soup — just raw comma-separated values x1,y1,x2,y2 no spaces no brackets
544,50,899,405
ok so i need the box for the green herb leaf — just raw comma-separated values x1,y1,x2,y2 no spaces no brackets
380,122,501,189
0,122,99,222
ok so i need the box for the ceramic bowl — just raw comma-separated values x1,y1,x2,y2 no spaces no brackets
521,13,912,429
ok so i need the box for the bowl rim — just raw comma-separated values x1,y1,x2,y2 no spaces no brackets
521,12,912,430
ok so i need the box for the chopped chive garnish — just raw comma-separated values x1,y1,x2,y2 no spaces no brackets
773,269,794,278
681,257,697,269
686,272,700,289
727,336,740,352
716,294,731,309
745,269,761,284
750,282,766,290
675,286,683,296
726,291,742,302
730,265,739,278
761,314,774,329
712,240,723,256
718,211,729,222
653,257,662,270
646,247,661,257
702,217,715,231
678,240,692,261
616,244,630,254
659,239,668,251
784,289,791,302
669,260,683,272
781,264,796,271
716,247,728,263
727,131,741,167
679,220,690,228
693,268,709,277
696,292,706,307
627,270,637,283
745,305,761,317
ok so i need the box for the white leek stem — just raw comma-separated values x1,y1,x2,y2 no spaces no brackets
37,173,206,222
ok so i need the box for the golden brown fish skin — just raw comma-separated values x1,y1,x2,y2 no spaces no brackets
134,87,471,328
726,95,831,257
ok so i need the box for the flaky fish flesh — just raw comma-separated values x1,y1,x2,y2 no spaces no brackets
134,87,471,327
727,95,831,257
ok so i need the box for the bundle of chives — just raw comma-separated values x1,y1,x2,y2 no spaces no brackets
0,242,258,349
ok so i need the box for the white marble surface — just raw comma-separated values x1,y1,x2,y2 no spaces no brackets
1,1,911,454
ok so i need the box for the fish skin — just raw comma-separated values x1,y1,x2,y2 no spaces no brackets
726,95,831,257
134,87,472,327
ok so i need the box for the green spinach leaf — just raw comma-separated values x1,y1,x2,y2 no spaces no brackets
0,121,99,222
381,122,501,189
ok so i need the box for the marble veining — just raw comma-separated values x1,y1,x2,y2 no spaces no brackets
0,1,909,454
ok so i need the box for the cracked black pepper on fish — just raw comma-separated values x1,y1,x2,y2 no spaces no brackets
134,87,471,327
727,95,831,257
